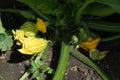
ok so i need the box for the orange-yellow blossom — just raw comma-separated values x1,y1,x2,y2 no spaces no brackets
80,37,100,51
36,18,48,33
18,37,47,55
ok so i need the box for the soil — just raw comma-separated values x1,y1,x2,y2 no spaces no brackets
0,46,102,80
0,0,120,80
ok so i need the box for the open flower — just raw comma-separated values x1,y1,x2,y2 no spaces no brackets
80,37,100,51
36,18,48,33
12,29,25,44
18,37,47,55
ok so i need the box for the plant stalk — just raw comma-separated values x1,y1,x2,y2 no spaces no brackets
52,41,70,80
75,0,95,24
19,51,44,80
101,34,120,42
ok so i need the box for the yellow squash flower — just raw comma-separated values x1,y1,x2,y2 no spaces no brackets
80,37,100,51
18,37,47,55
12,29,25,43
36,18,48,33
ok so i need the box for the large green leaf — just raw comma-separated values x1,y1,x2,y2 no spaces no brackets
96,0,120,13
18,0,56,21
18,0,57,14
85,3,116,17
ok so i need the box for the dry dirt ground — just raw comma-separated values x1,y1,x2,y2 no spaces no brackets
0,47,102,80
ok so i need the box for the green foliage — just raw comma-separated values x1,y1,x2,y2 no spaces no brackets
1,0,120,80
86,20,120,32
0,18,13,51
71,35,79,44
96,0,120,13
78,28,88,43
0,9,36,20
66,0,79,4
19,51,54,80
0,35,13,51
0,18,5,34
0,34,5,41
17,0,57,21
85,3,116,17
19,10,36,19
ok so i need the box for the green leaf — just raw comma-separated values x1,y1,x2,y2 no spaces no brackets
66,0,79,4
96,0,120,13
32,70,39,78
36,76,42,80
47,67,55,74
31,61,39,71
36,4,53,14
19,10,36,19
42,65,50,73
0,17,5,33
17,0,56,20
0,33,5,41
18,0,49,21
78,28,88,43
85,3,116,17
0,35,13,51
0,8,36,19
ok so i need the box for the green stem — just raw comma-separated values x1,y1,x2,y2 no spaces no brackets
70,47,110,80
0,9,20,13
19,67,31,80
101,34,120,42
0,7,49,21
52,41,70,80
86,20,120,32
82,21,92,37
19,51,44,80
0,9,36,19
75,0,95,24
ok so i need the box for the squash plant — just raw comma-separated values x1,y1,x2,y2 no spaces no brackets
0,0,120,80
